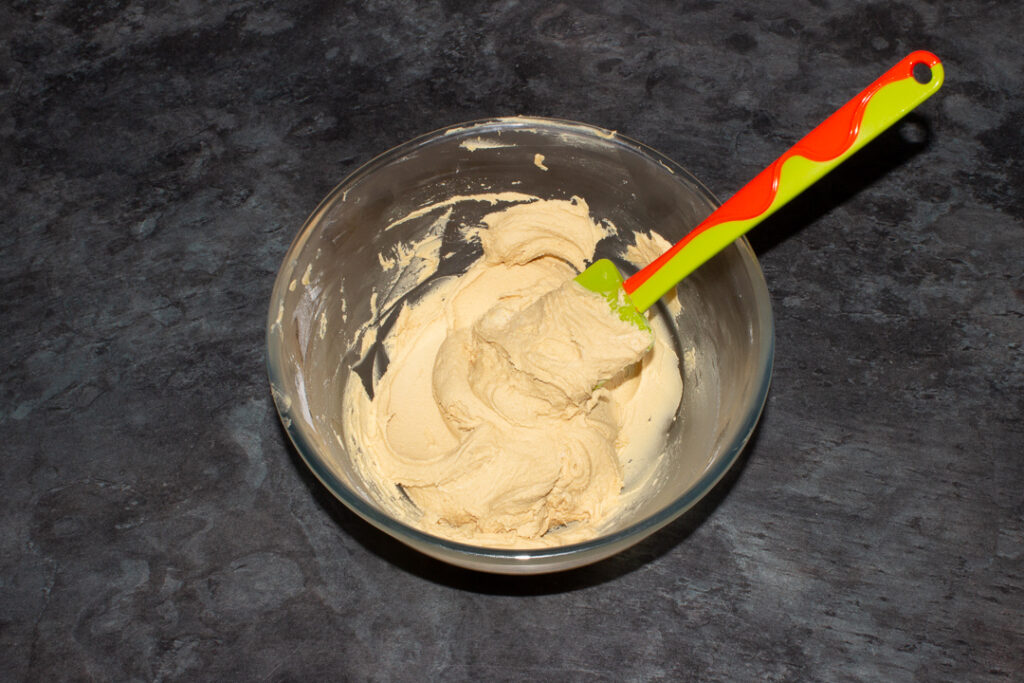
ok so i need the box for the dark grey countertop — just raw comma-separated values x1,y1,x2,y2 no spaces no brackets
3,1,1021,680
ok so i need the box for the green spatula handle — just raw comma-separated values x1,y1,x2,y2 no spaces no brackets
623,50,944,313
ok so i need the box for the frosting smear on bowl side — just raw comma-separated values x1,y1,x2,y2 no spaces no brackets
343,196,683,548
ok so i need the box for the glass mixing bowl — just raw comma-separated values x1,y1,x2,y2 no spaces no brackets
266,117,773,574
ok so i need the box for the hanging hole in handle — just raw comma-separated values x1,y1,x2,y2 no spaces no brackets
912,62,932,84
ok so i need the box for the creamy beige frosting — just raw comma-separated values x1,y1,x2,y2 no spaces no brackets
343,197,682,547
476,279,653,406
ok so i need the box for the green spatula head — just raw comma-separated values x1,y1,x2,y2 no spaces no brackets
574,258,651,336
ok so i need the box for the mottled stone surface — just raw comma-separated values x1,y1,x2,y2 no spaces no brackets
2,1,1021,680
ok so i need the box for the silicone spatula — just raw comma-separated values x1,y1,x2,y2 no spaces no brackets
576,51,944,333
